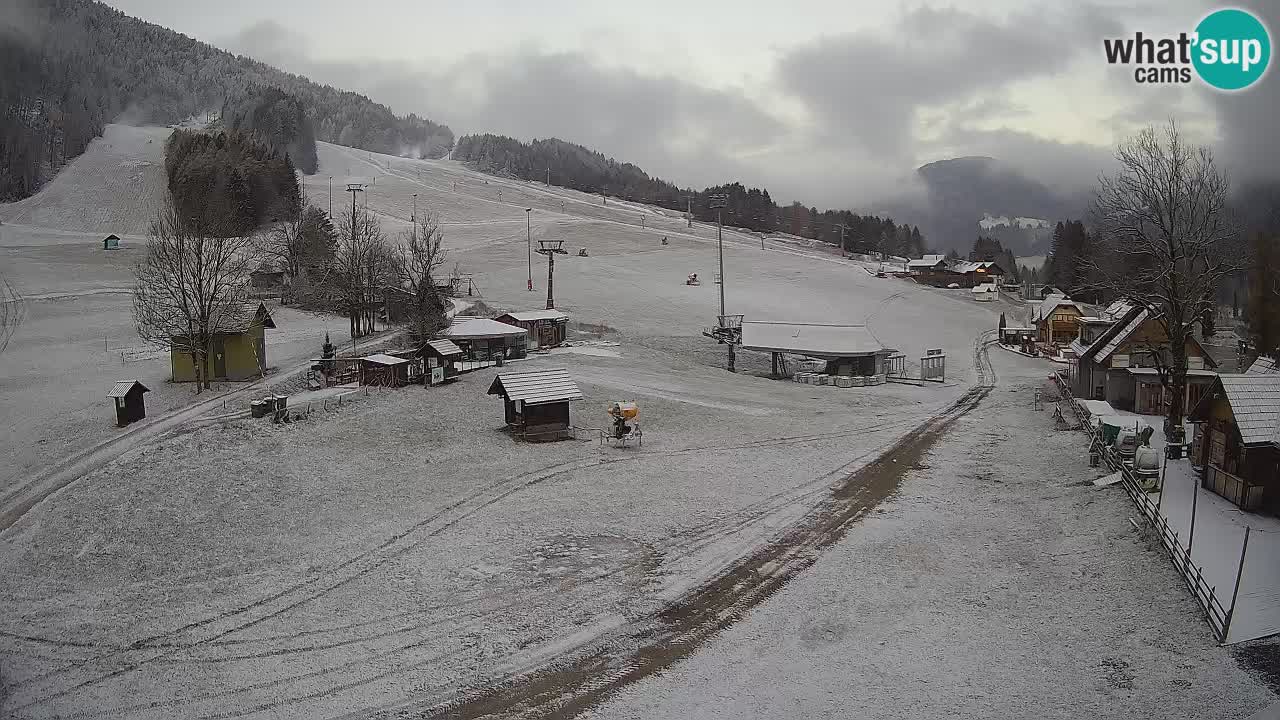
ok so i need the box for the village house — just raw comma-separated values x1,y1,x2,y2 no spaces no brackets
171,302,276,382
495,309,570,349
1188,371,1280,515
907,256,1006,288
487,368,583,439
1066,302,1217,415
1034,294,1085,347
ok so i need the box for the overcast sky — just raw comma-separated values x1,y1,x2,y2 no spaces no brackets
105,0,1276,209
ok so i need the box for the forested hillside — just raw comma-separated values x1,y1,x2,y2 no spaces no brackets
0,0,452,201
166,129,301,237
453,134,927,257
221,87,319,175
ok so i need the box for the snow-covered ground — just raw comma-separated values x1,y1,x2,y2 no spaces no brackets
1158,460,1280,643
581,354,1276,720
0,126,1273,718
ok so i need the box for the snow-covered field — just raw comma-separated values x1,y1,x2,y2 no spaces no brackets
0,126,1273,718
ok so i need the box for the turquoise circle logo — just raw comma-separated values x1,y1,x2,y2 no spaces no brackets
1192,8,1271,90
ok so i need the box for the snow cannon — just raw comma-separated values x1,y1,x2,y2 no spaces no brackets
686,273,700,286
606,401,642,445
1134,446,1161,489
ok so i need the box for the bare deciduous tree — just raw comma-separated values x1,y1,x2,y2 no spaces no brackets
394,210,449,344
1087,121,1242,440
0,271,24,355
255,197,337,302
133,202,258,392
334,206,393,339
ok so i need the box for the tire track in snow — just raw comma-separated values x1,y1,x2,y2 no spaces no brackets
403,331,999,720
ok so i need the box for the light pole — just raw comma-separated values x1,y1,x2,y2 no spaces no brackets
526,208,533,291
412,193,418,238
346,183,366,342
328,176,333,219
835,223,848,257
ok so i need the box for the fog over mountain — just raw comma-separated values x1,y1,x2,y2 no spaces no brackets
87,0,1280,249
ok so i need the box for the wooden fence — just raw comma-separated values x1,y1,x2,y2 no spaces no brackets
1052,371,1236,642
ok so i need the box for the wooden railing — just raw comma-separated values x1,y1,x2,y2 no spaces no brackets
1053,370,1232,641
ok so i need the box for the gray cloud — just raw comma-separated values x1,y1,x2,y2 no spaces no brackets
775,5,1122,161
1203,0,1280,190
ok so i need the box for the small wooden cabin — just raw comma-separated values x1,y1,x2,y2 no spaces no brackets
1189,374,1280,515
359,353,411,387
103,234,120,250
107,380,149,426
495,309,570,349
418,339,464,384
171,302,276,382
487,368,583,439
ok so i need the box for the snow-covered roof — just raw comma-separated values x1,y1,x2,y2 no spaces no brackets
739,321,889,358
1217,374,1280,445
487,368,583,406
1246,356,1279,375
498,309,570,323
1068,339,1090,357
949,260,1004,274
1093,308,1149,361
1035,294,1076,321
422,339,463,357
106,379,149,398
971,283,997,293
361,353,409,366
444,317,529,339
907,255,947,268
1100,300,1135,321
210,302,276,333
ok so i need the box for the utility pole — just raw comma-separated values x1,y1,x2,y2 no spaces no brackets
525,208,533,291
328,176,333,219
546,167,550,185
710,193,734,372
835,223,848,257
687,195,693,227
412,193,418,239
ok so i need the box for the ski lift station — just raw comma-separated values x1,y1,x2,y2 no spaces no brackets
739,321,896,379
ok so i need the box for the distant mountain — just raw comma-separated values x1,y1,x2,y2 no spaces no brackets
1,0,453,201
884,156,1085,256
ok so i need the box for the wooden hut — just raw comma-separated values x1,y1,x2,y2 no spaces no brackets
495,309,570,349
418,339,464,384
171,302,276,382
107,380,149,426
487,368,583,439
1189,374,1280,515
359,353,411,387
103,234,120,250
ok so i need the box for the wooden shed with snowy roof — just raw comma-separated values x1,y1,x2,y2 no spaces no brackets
1189,373,1280,515
107,380,149,426
495,309,570,349
487,368,583,439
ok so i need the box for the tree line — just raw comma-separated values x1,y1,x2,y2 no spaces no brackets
452,133,926,256
0,0,453,201
221,87,319,175
165,129,301,237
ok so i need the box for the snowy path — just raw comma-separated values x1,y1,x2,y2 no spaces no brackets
571,350,1276,720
